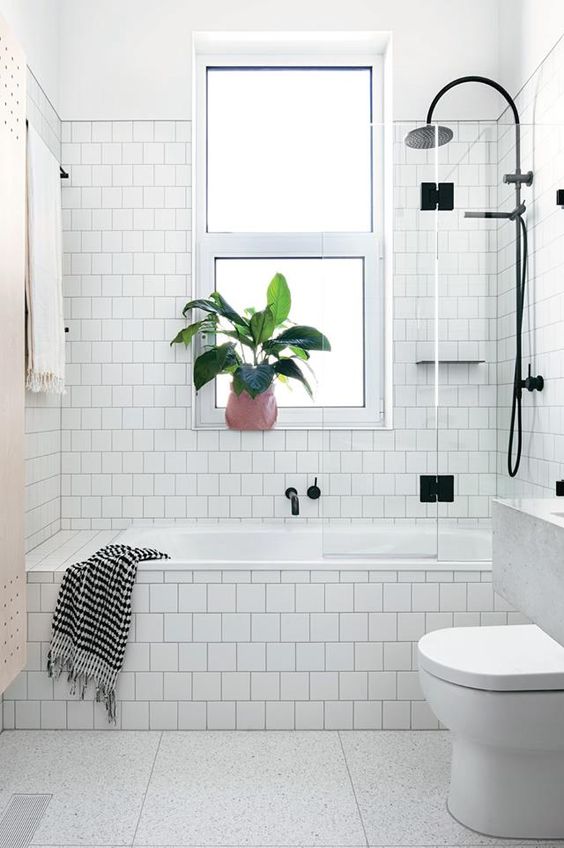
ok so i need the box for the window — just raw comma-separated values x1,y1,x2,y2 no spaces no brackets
207,68,372,233
194,36,389,428
215,257,365,408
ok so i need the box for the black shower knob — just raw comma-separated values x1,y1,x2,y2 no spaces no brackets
307,478,321,500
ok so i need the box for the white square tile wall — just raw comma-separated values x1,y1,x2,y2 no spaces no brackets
16,34,564,734
2,567,523,730
24,42,564,552
58,119,497,531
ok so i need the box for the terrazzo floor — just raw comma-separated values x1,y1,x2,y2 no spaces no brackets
0,730,561,848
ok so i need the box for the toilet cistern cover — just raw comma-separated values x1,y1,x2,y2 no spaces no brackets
418,624,564,691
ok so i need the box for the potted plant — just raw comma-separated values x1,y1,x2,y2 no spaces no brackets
171,273,330,430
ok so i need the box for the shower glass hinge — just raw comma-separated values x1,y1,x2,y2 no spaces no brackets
420,474,455,503
420,182,454,211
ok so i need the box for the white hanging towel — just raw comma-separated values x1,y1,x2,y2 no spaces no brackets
25,124,65,393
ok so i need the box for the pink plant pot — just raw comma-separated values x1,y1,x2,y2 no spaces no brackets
225,385,278,431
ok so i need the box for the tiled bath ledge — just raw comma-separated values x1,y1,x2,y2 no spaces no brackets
3,531,523,731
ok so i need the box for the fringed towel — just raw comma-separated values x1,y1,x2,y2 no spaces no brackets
25,124,65,393
48,544,169,722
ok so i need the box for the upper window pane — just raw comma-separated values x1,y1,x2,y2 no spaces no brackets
207,68,373,233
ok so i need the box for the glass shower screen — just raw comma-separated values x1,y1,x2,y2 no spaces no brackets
320,121,441,560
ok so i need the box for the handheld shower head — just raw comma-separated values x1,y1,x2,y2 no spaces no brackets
404,124,453,149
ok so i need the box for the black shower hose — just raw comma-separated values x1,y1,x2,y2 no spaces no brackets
507,214,528,478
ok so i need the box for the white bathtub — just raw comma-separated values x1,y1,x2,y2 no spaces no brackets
116,523,491,570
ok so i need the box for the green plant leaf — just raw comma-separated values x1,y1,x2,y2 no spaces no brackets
265,325,331,353
209,292,249,329
170,321,204,346
250,307,275,345
273,358,313,397
181,298,223,318
289,345,310,361
267,273,291,326
232,363,275,398
218,328,255,350
193,343,240,391
181,296,248,330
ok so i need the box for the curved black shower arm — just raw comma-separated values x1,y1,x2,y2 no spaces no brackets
425,75,522,173
425,75,520,126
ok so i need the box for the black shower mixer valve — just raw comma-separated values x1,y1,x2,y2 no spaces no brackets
521,363,544,393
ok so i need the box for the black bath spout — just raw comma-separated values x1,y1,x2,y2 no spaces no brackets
285,487,300,516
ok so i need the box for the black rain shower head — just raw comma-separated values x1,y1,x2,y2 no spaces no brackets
404,124,454,149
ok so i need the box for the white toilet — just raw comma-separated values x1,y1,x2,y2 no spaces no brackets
418,624,564,839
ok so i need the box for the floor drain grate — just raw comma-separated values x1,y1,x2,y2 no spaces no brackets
0,794,51,848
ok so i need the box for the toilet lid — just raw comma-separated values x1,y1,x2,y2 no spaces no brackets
418,625,564,691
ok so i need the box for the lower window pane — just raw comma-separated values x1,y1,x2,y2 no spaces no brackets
214,257,365,408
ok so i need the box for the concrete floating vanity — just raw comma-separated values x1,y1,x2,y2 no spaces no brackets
493,498,564,646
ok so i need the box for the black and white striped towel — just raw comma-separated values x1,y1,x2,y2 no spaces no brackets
47,544,169,723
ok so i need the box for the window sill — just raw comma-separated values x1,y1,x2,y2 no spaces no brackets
193,420,392,431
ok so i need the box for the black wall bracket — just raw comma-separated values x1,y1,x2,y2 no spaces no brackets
421,182,454,211
420,475,455,503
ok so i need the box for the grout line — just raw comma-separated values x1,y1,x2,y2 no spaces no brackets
130,729,163,847
337,730,369,848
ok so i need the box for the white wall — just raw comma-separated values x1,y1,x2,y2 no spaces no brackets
498,0,564,99
0,0,60,109
11,1,564,130
58,0,503,121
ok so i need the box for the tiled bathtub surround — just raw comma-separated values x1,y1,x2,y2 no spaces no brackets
60,119,497,532
24,70,63,551
3,542,522,731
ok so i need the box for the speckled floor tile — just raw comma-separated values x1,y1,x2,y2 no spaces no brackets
0,730,161,846
133,731,366,846
339,731,517,846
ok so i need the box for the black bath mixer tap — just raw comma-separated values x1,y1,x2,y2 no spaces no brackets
285,487,300,516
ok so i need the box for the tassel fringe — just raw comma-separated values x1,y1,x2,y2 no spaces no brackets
48,631,118,724
26,368,65,394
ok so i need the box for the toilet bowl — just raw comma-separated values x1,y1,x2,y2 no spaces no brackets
418,624,564,839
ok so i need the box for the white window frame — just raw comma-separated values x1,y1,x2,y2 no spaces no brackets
193,35,391,429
